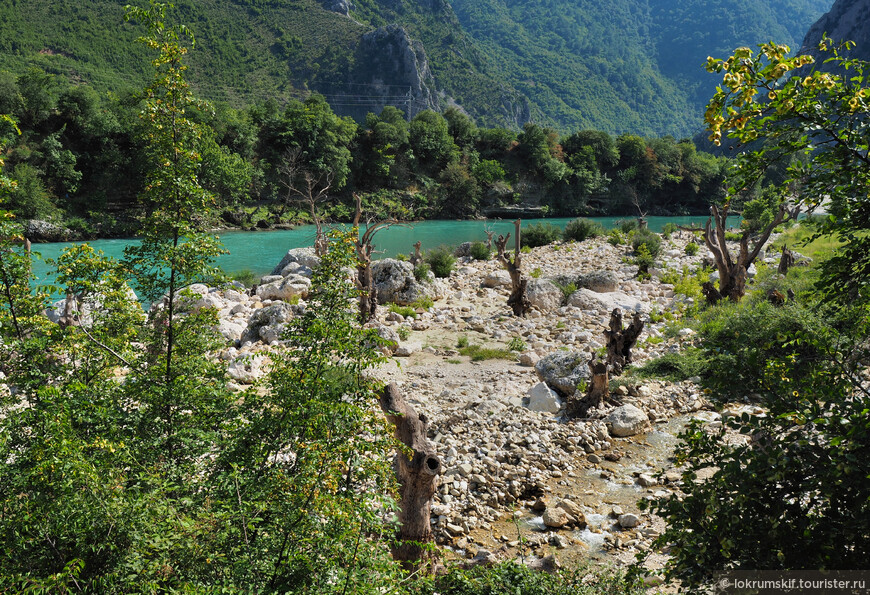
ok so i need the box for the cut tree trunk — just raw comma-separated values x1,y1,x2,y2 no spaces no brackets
379,383,441,572
778,245,795,275
495,219,530,317
604,309,644,376
566,359,609,419
409,241,423,266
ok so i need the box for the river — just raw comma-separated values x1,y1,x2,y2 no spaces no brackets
28,216,733,284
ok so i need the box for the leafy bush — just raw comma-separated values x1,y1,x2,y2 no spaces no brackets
631,229,662,258
412,296,434,310
634,347,708,381
410,561,643,595
607,229,625,245
617,218,638,233
531,267,543,278
521,222,562,248
389,303,416,318
456,335,469,348
508,336,527,351
684,241,699,256
521,245,532,253
661,222,677,238
469,241,491,260
414,262,432,282
554,281,577,301
458,343,514,361
633,243,655,278
425,246,456,278
563,217,604,242
396,252,409,261
228,268,259,287
396,325,411,340
642,319,870,589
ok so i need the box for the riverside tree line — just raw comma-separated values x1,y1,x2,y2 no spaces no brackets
0,62,727,239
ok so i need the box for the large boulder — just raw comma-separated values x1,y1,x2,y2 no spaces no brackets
577,270,619,293
243,302,294,344
482,270,512,288
371,258,431,305
271,247,320,277
526,279,563,311
567,288,649,314
605,404,650,437
534,351,590,396
256,274,311,301
47,282,141,326
525,382,562,413
454,242,473,257
24,219,71,242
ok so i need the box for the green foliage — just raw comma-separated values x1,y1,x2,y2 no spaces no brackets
469,241,491,260
553,281,578,301
456,334,469,348
684,241,699,256
641,314,870,589
389,303,416,318
631,229,662,258
508,336,527,352
521,222,562,248
661,222,677,238
607,228,625,245
521,245,532,254
530,267,543,278
425,245,456,278
563,217,604,242
228,268,258,286
410,561,643,595
458,343,513,361
616,219,638,234
397,325,411,340
412,296,434,310
633,347,708,381
632,243,654,278
414,261,432,282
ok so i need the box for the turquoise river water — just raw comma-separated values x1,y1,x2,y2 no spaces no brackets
28,216,735,285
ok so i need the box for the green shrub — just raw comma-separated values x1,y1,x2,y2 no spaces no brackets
521,245,532,253
617,218,638,233
388,304,416,318
531,267,543,278
414,262,431,282
553,281,577,301
412,296,434,310
396,326,411,340
410,561,643,595
521,222,562,248
607,228,625,245
658,269,681,285
425,246,456,278
469,241,491,260
456,335,469,348
395,253,408,261
563,217,604,242
458,344,513,361
725,231,744,241
228,269,259,287
684,241,699,256
633,243,655,278
631,229,662,258
661,222,677,238
634,347,708,381
508,336,527,351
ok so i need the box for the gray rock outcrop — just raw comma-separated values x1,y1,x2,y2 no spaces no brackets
24,219,71,242
605,404,650,437
371,258,431,305
526,279,563,311
271,247,320,277
534,351,590,396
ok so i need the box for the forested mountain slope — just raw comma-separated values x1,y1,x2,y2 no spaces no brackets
0,0,829,135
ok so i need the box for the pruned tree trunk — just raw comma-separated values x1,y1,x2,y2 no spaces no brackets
353,193,406,323
409,241,423,266
58,291,81,328
778,245,795,275
604,308,644,376
379,382,441,572
495,219,530,317
485,230,495,250
566,358,609,419
702,203,799,303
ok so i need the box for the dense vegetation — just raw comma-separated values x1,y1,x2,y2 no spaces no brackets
0,0,829,136
0,62,728,238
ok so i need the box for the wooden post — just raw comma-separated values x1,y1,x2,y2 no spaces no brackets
379,383,441,572
778,245,795,276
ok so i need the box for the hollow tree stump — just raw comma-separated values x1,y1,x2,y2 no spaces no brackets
409,241,423,266
495,220,530,317
604,308,644,376
778,245,795,275
379,383,441,572
566,358,609,419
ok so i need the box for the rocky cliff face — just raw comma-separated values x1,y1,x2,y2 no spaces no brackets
351,24,439,118
799,0,870,62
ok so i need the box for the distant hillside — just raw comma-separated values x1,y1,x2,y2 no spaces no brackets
0,0,830,135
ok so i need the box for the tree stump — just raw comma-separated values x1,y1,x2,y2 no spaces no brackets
409,241,423,266
379,383,441,572
495,220,530,317
778,245,795,275
604,309,644,376
566,359,609,419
